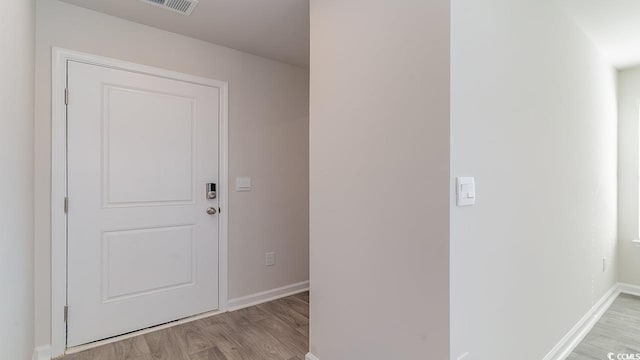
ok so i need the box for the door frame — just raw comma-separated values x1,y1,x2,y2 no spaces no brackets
51,47,229,357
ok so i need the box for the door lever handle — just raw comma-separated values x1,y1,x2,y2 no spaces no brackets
206,207,217,215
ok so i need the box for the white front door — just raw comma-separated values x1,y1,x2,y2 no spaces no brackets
66,61,220,347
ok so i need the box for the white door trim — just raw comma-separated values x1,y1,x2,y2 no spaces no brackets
51,47,229,357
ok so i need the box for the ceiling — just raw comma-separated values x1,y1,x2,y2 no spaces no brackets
59,0,310,68
556,0,640,69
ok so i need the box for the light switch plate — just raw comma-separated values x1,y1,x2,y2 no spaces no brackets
457,177,476,206
235,177,252,192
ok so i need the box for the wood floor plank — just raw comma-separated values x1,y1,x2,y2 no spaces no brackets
255,315,309,356
258,298,308,329
144,329,189,360
235,304,273,323
293,292,309,304
200,320,253,359
258,298,309,337
59,292,309,360
188,346,230,360
569,293,640,358
295,323,309,338
229,315,292,358
279,296,309,318
169,321,218,356
203,334,251,360
113,336,152,359
230,324,297,360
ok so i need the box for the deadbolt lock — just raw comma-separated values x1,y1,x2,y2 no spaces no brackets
206,183,217,199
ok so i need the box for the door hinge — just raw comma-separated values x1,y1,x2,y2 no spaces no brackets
64,305,68,322
64,197,69,213
64,88,69,106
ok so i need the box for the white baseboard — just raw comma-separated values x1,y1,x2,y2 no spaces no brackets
227,281,309,311
618,282,640,297
306,353,320,360
32,345,51,360
543,284,620,360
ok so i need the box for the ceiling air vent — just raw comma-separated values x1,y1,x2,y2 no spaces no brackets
139,0,199,16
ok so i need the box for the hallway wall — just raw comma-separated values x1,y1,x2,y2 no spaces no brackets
309,0,450,359
0,1,35,359
451,0,618,359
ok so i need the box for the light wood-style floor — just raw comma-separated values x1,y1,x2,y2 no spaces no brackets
59,292,309,360
568,293,640,359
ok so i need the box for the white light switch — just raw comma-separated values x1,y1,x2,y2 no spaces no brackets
457,177,476,206
236,177,252,192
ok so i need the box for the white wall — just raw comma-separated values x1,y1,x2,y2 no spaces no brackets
35,0,309,349
618,66,640,285
0,1,35,360
451,0,618,359
309,1,450,359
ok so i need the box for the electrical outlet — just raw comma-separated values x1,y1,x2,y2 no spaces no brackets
266,252,276,266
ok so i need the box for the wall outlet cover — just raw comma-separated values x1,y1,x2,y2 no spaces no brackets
266,252,276,266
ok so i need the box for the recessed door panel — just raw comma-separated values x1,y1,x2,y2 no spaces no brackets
103,225,195,301
104,86,196,206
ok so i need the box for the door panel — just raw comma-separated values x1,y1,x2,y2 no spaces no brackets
67,61,220,347
104,86,195,205
103,225,195,301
